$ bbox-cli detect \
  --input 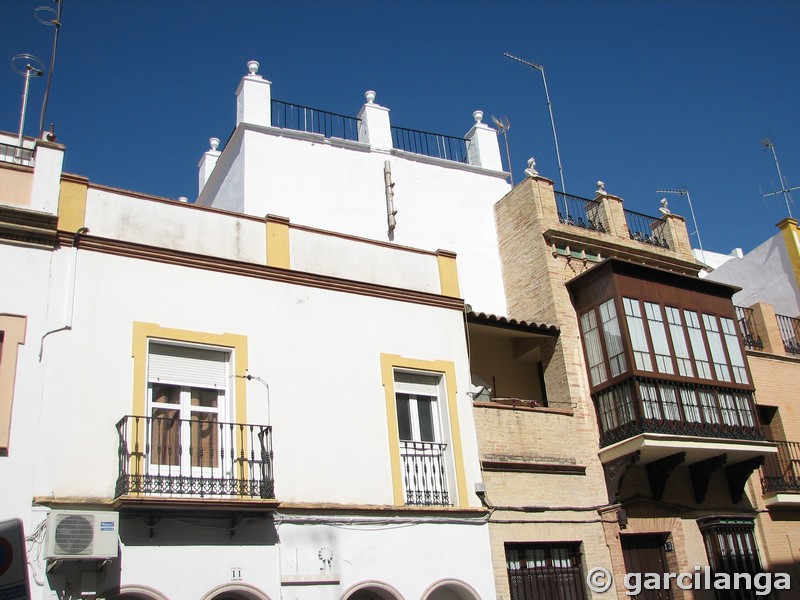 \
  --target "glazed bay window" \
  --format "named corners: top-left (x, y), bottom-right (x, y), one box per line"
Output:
top-left (579, 310), bottom-right (606, 386)
top-left (721, 317), bottom-right (749, 384)
top-left (685, 310), bottom-right (713, 379)
top-left (623, 298), bottom-right (653, 371)
top-left (578, 299), bottom-right (627, 387)
top-left (644, 302), bottom-right (674, 374)
top-left (666, 307), bottom-right (694, 377)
